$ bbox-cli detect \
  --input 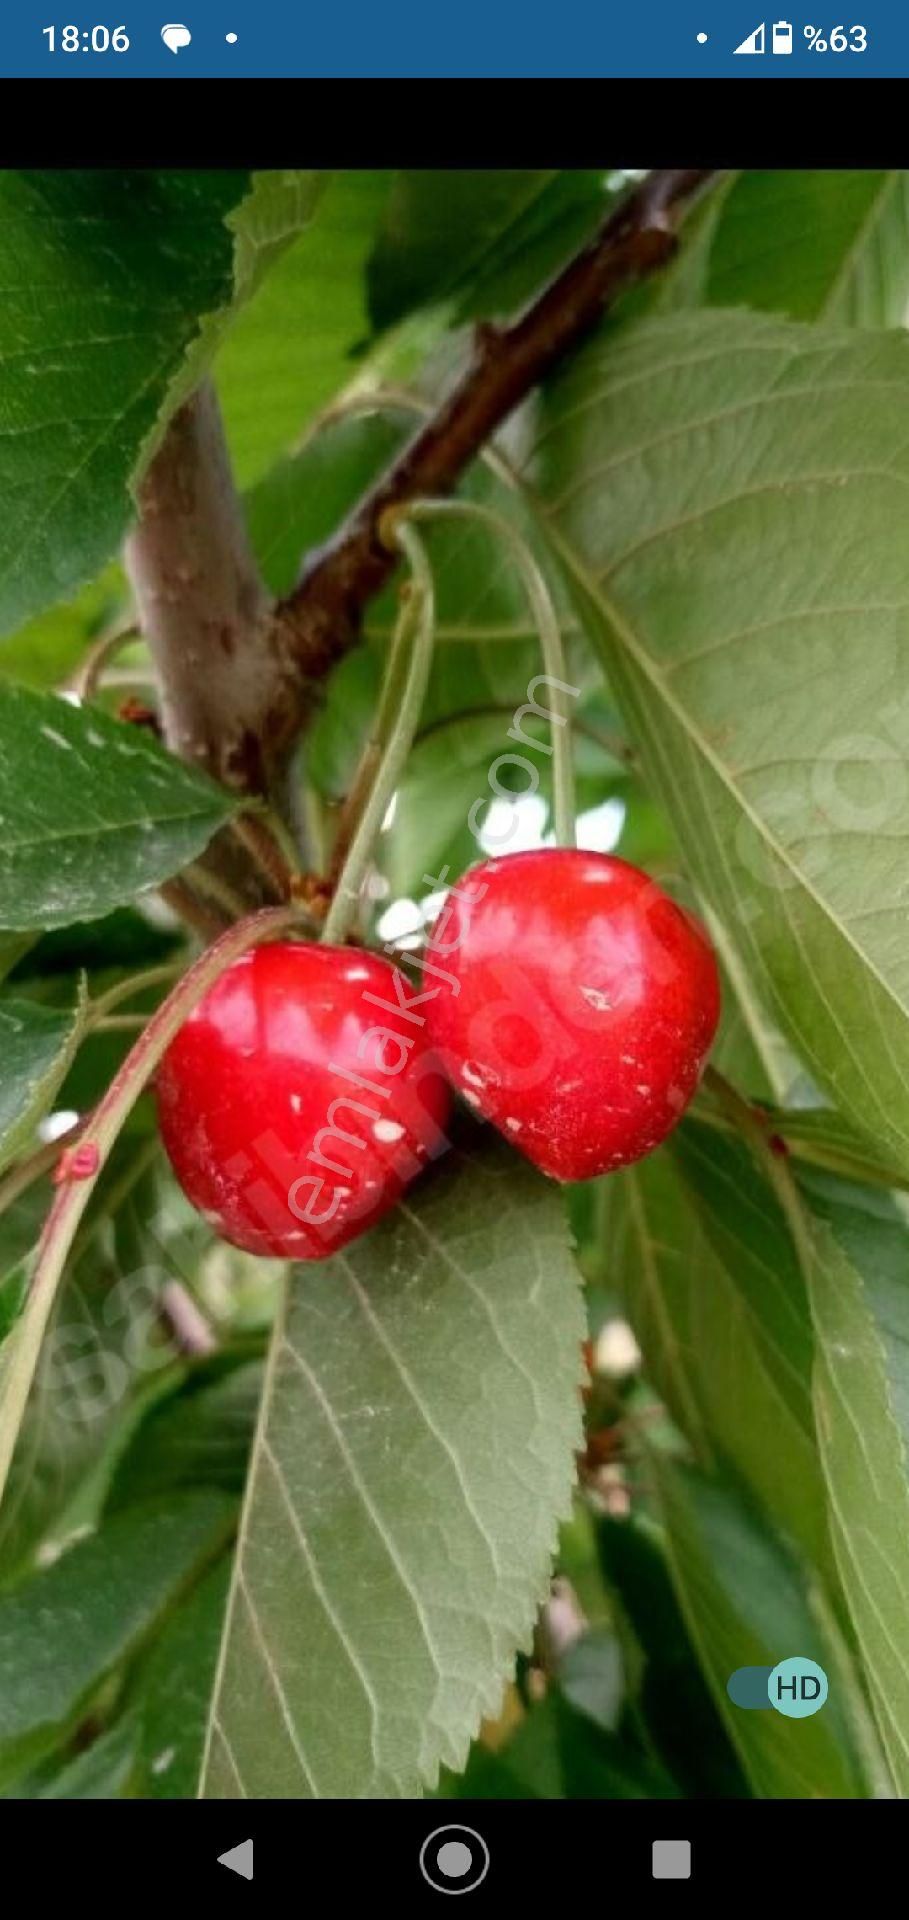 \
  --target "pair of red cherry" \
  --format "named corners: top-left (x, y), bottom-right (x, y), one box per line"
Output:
top-left (158, 849), bottom-right (721, 1260)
